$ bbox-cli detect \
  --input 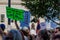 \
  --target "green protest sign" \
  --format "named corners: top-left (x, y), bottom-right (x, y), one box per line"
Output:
top-left (6, 7), bottom-right (24, 21)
